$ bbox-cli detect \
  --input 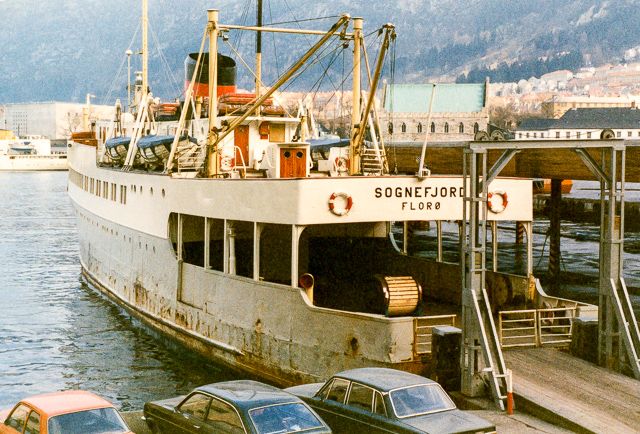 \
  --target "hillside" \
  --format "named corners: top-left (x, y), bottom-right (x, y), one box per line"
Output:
top-left (1, 0), bottom-right (639, 103)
